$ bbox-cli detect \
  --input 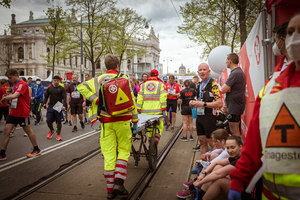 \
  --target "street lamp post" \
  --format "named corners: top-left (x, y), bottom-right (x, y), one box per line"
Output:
top-left (163, 57), bottom-right (172, 74)
top-left (80, 16), bottom-right (84, 82)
